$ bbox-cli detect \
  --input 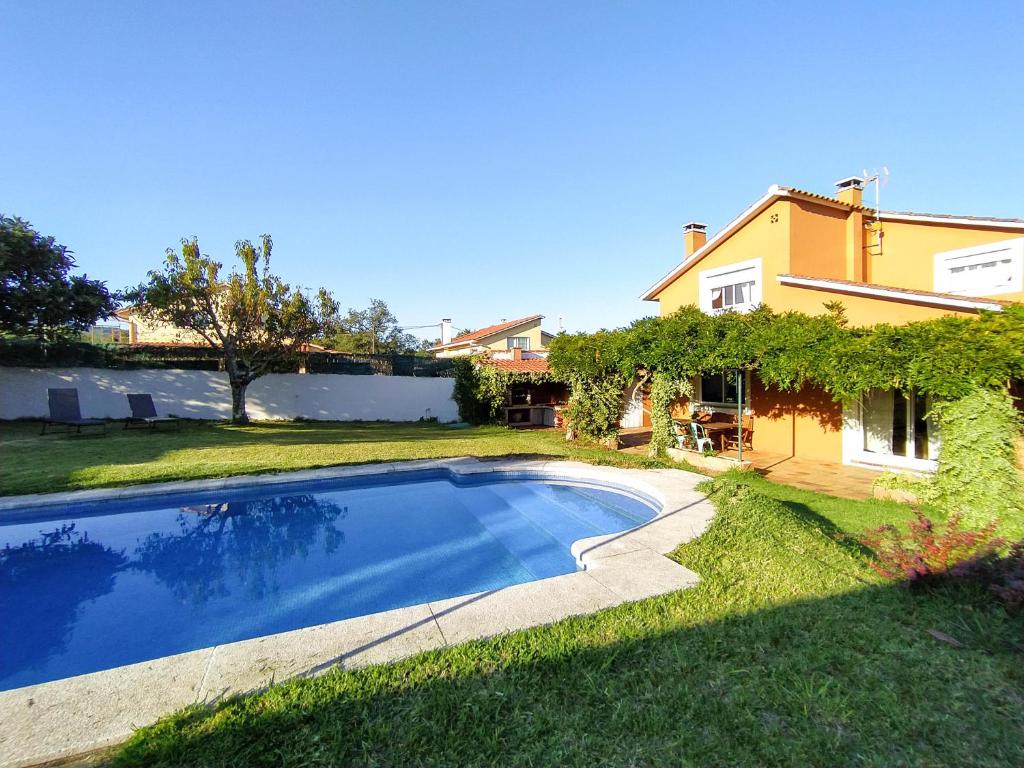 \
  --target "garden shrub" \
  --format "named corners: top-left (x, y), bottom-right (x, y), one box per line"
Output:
top-left (857, 509), bottom-right (1003, 587)
top-left (859, 511), bottom-right (1024, 609)
top-left (929, 387), bottom-right (1024, 528)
